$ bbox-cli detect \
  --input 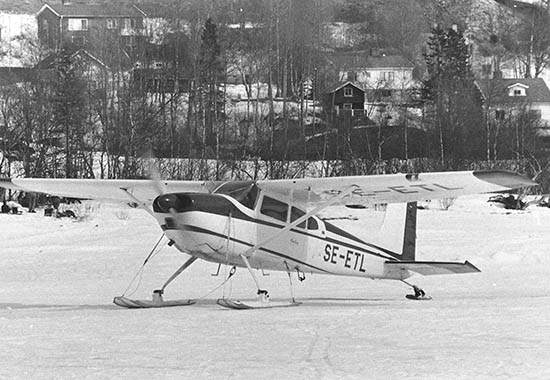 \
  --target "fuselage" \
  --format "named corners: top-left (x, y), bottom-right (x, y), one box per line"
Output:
top-left (152, 182), bottom-right (409, 280)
